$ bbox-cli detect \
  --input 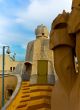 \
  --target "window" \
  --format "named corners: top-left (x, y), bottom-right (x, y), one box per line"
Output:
top-left (42, 33), bottom-right (44, 35)
top-left (13, 67), bottom-right (15, 70)
top-left (10, 67), bottom-right (12, 72)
